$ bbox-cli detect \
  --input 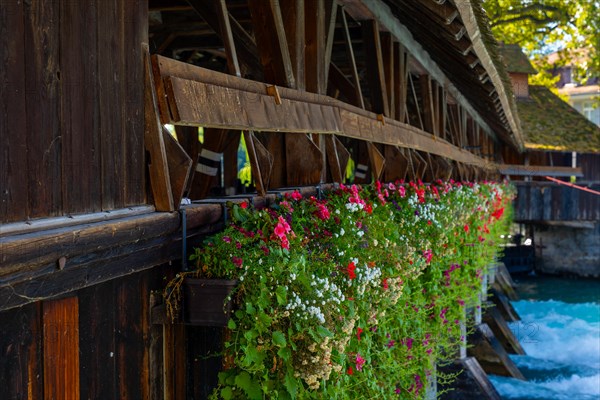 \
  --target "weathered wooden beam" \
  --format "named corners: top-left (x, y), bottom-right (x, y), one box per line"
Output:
top-left (215, 0), bottom-right (240, 76)
top-left (163, 128), bottom-right (193, 206)
top-left (394, 42), bottom-right (409, 123)
top-left (243, 131), bottom-right (273, 196)
top-left (186, 0), bottom-right (263, 79)
top-left (340, 6), bottom-right (365, 109)
top-left (419, 74), bottom-right (437, 135)
top-left (324, 135), bottom-right (350, 183)
top-left (345, 0), bottom-right (499, 142)
top-left (498, 165), bottom-right (583, 178)
top-left (323, 0), bottom-right (338, 89)
top-left (304, 0), bottom-right (326, 93)
top-left (381, 32), bottom-right (395, 120)
top-left (144, 48), bottom-right (174, 212)
top-left (248, 0), bottom-right (295, 88)
top-left (329, 62), bottom-right (362, 107)
top-left (158, 69), bottom-right (492, 169)
top-left (281, 0), bottom-right (306, 89)
top-left (362, 19), bottom-right (390, 116)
